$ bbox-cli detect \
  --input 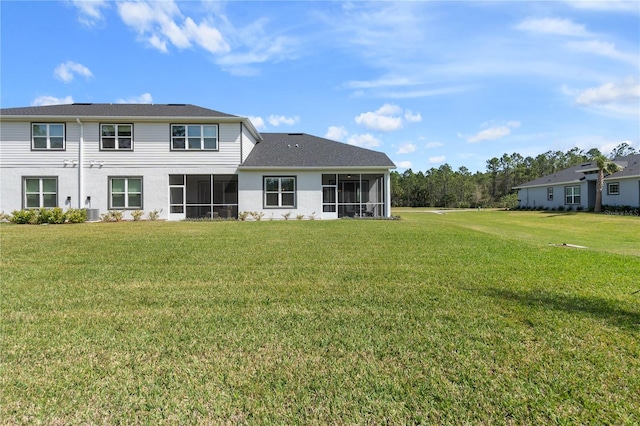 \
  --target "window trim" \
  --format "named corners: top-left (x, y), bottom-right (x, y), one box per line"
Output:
top-left (31, 123), bottom-right (66, 151)
top-left (263, 176), bottom-right (296, 208)
top-left (100, 123), bottom-right (134, 151)
top-left (564, 185), bottom-right (581, 205)
top-left (607, 182), bottom-right (620, 195)
top-left (547, 187), bottom-right (553, 201)
top-left (23, 176), bottom-right (58, 209)
top-left (170, 124), bottom-right (219, 151)
top-left (108, 176), bottom-right (143, 210)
